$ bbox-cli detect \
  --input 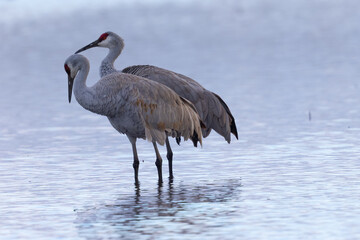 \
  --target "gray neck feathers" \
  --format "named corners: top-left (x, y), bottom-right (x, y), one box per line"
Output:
top-left (74, 60), bottom-right (108, 116)
top-left (100, 41), bottom-right (123, 78)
